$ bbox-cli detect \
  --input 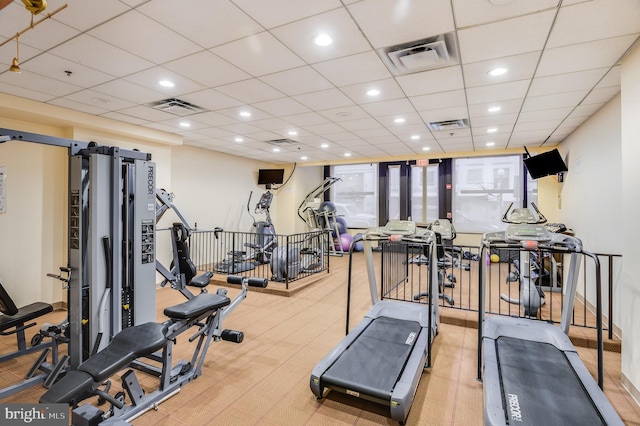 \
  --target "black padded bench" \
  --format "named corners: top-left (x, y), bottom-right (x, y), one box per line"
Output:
top-left (41, 293), bottom-right (230, 405)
